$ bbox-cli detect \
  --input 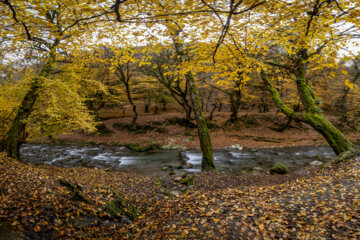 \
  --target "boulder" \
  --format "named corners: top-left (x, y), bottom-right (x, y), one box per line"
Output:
top-left (230, 144), bottom-right (243, 150)
top-left (309, 160), bottom-right (323, 166)
top-left (270, 163), bottom-right (289, 174)
top-left (174, 177), bottom-right (183, 182)
top-left (252, 167), bottom-right (263, 172)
